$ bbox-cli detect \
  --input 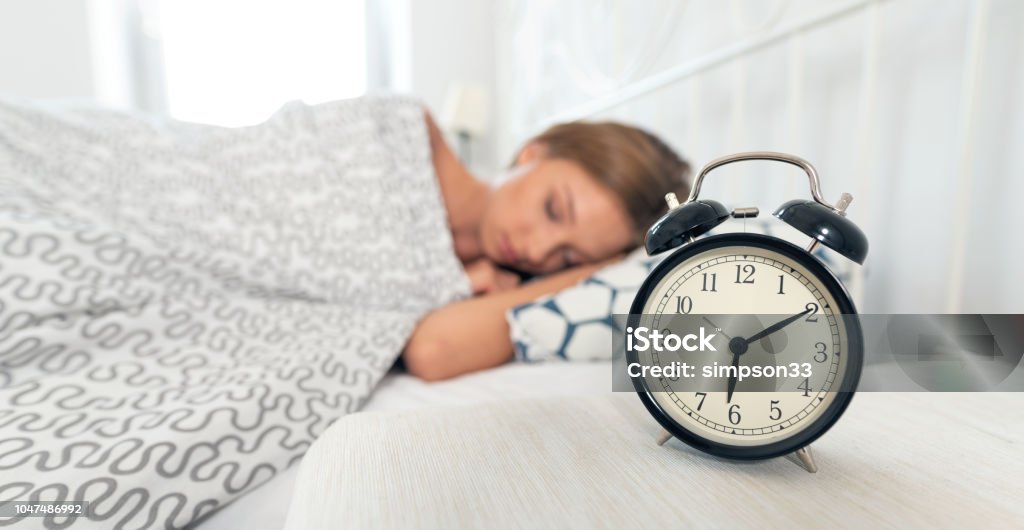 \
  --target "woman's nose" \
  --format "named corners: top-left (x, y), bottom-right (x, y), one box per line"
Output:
top-left (525, 231), bottom-right (562, 269)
